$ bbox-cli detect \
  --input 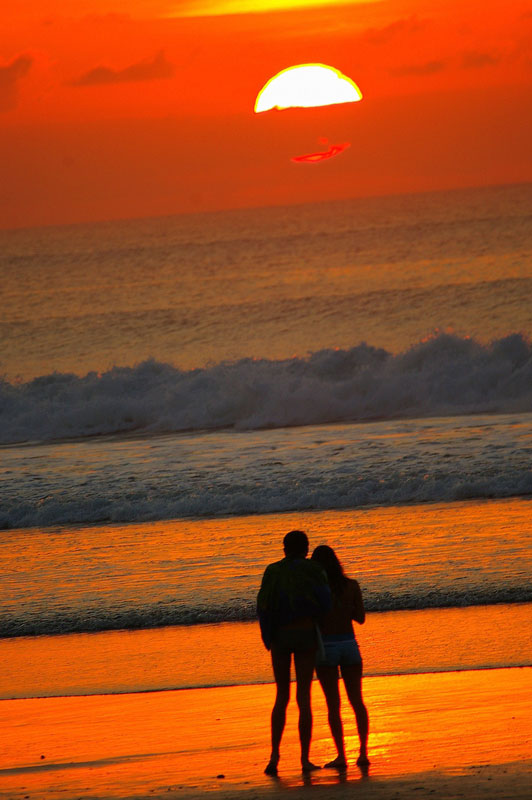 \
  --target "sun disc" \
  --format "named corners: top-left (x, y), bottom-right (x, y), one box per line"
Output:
top-left (254, 63), bottom-right (362, 113)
